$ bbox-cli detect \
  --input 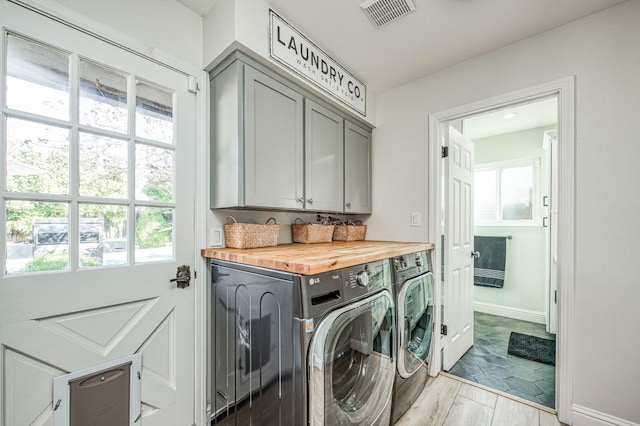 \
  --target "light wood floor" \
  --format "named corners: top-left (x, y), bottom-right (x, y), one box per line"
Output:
top-left (394, 373), bottom-right (564, 426)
